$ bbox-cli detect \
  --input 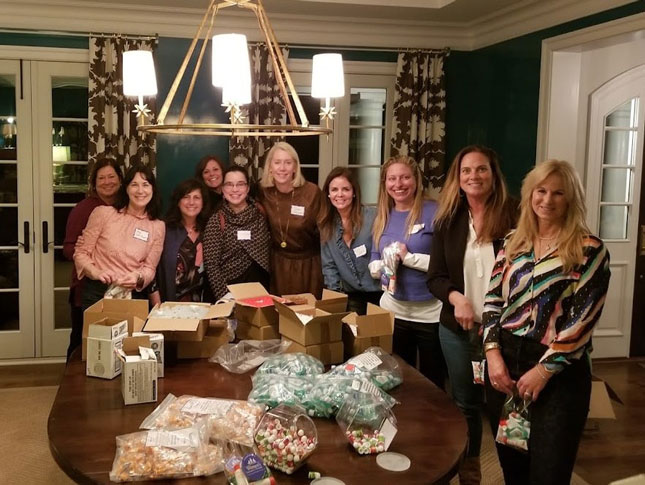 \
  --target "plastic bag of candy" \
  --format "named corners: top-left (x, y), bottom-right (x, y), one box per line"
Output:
top-left (328, 346), bottom-right (403, 391)
top-left (380, 241), bottom-right (401, 294)
top-left (336, 391), bottom-right (398, 455)
top-left (109, 419), bottom-right (223, 482)
top-left (256, 352), bottom-right (324, 377)
top-left (104, 284), bottom-right (132, 299)
top-left (140, 394), bottom-right (265, 447)
top-left (222, 440), bottom-right (274, 485)
top-left (254, 404), bottom-right (318, 474)
top-left (248, 374), bottom-right (314, 409)
top-left (209, 339), bottom-right (290, 373)
top-left (495, 394), bottom-right (531, 452)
